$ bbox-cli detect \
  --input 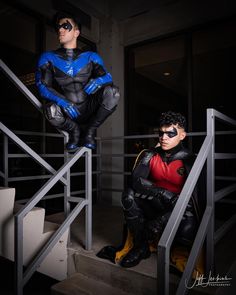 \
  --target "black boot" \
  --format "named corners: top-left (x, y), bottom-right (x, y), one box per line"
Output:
top-left (84, 106), bottom-right (114, 149)
top-left (61, 118), bottom-right (80, 153)
top-left (83, 127), bottom-right (97, 150)
top-left (120, 212), bottom-right (150, 268)
top-left (120, 242), bottom-right (151, 268)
